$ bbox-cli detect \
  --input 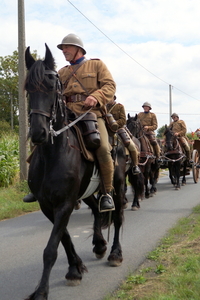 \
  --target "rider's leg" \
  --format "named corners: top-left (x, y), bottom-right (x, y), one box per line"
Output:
top-left (127, 140), bottom-right (141, 175)
top-left (96, 118), bottom-right (115, 212)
